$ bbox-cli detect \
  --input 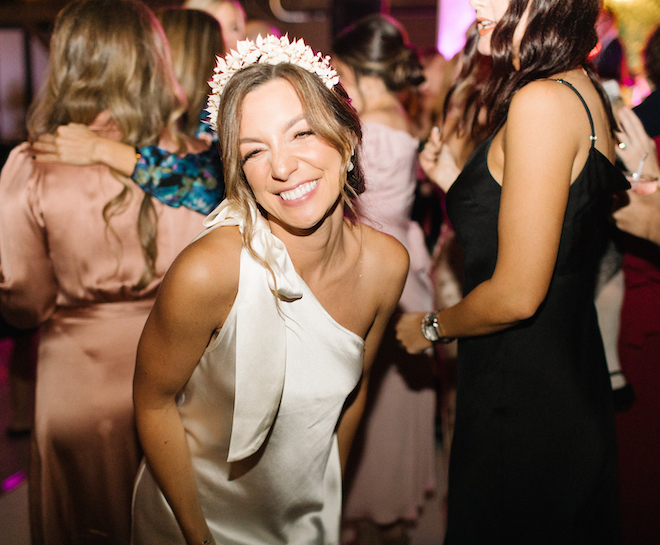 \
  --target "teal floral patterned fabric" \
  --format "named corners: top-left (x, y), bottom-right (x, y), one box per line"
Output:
top-left (132, 145), bottom-right (224, 215)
